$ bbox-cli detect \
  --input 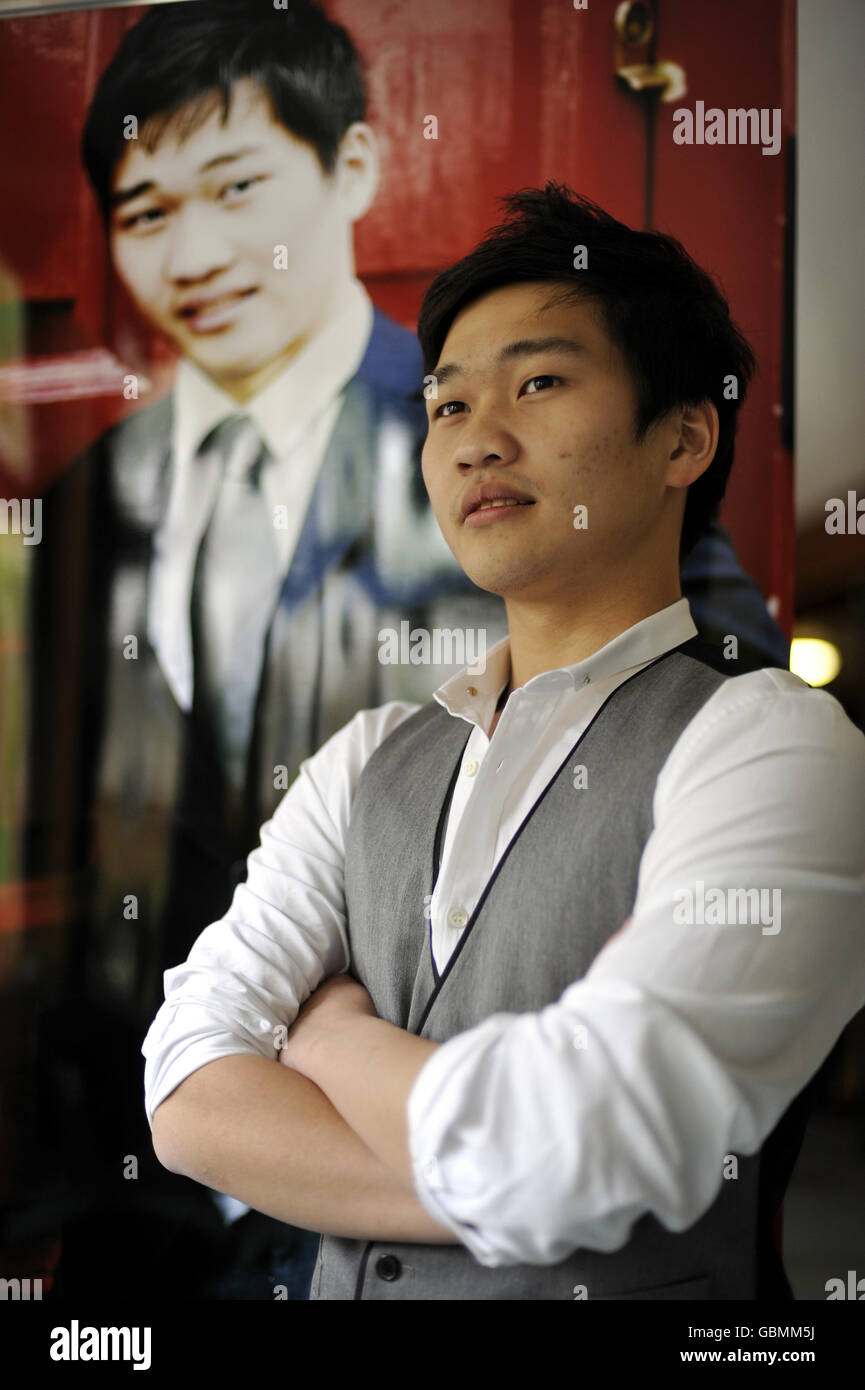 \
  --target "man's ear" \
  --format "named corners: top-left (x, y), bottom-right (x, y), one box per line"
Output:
top-left (334, 121), bottom-right (380, 223)
top-left (666, 399), bottom-right (718, 489)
